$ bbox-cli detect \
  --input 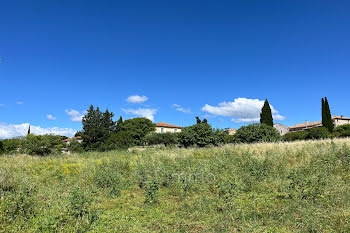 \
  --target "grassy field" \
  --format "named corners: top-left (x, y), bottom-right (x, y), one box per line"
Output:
top-left (1, 139), bottom-right (350, 232)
